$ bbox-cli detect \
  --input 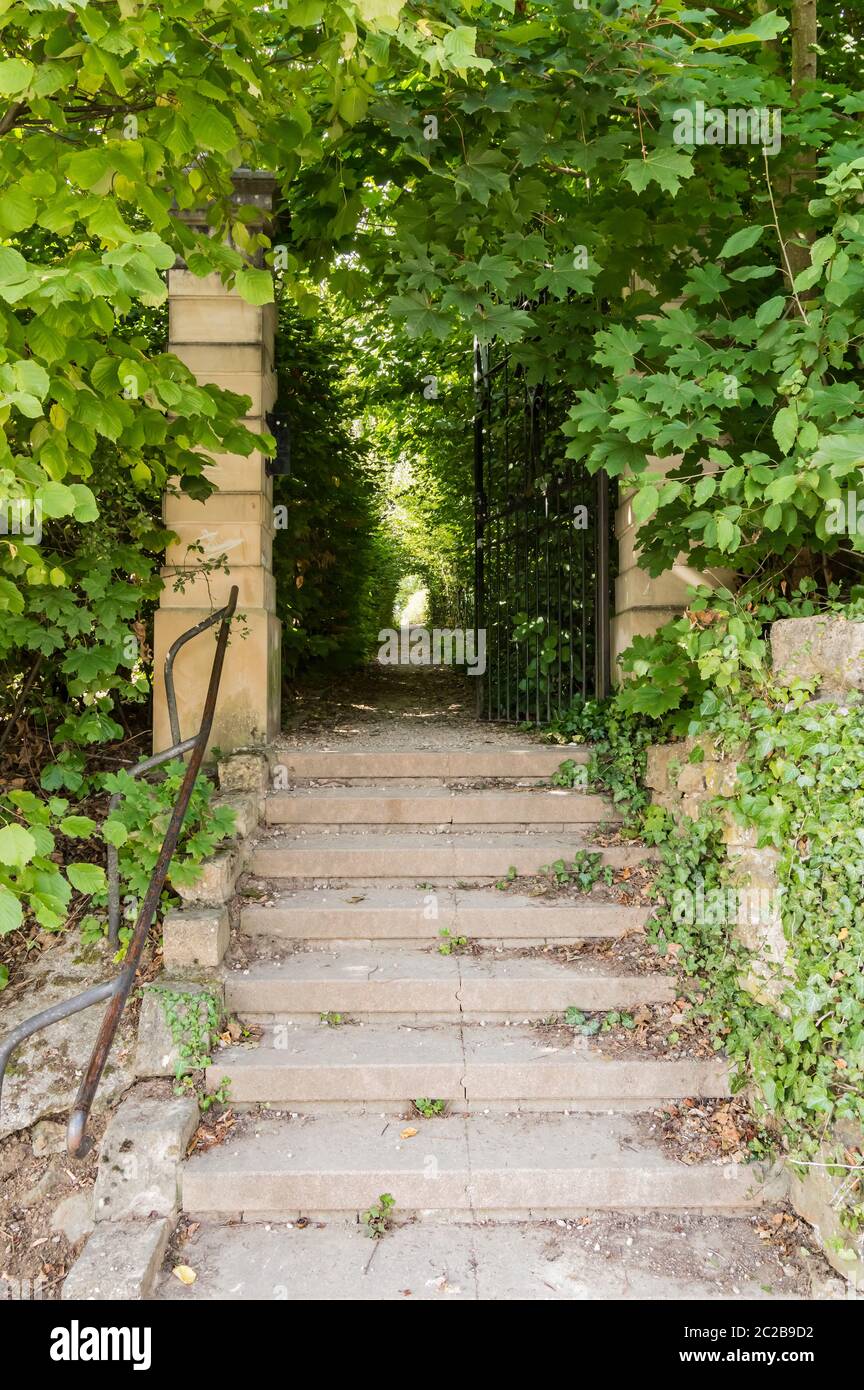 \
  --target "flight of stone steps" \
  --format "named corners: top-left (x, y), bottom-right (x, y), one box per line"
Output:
top-left (181, 743), bottom-right (771, 1225)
